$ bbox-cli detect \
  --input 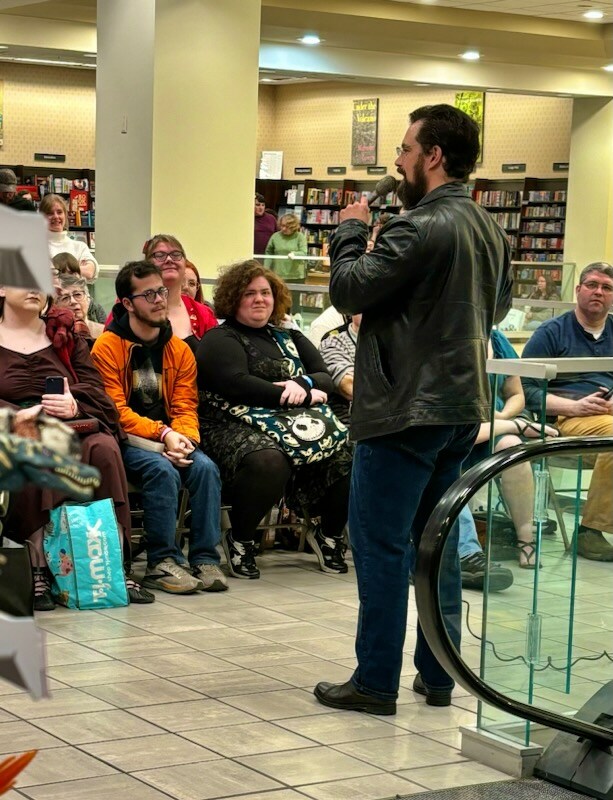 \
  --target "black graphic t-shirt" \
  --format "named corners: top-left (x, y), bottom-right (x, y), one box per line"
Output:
top-left (128, 344), bottom-right (168, 424)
